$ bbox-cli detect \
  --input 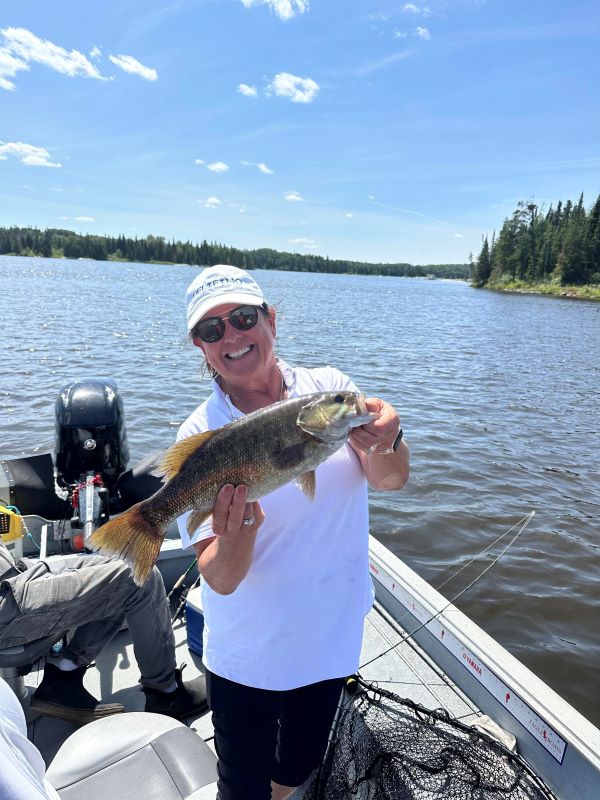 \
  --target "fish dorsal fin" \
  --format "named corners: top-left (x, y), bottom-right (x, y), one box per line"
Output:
top-left (187, 509), bottom-right (212, 536)
top-left (297, 470), bottom-right (316, 501)
top-left (154, 430), bottom-right (217, 481)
